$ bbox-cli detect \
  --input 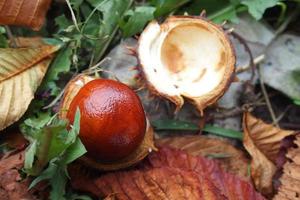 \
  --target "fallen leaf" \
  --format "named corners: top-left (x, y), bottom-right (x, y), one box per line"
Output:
top-left (0, 0), bottom-right (52, 30)
top-left (0, 151), bottom-right (24, 173)
top-left (0, 151), bottom-right (40, 199)
top-left (97, 167), bottom-right (223, 200)
top-left (243, 112), bottom-right (295, 195)
top-left (10, 37), bottom-right (49, 48)
top-left (273, 135), bottom-right (300, 200)
top-left (0, 128), bottom-right (27, 150)
top-left (260, 34), bottom-right (300, 100)
top-left (244, 112), bottom-right (295, 163)
top-left (157, 135), bottom-right (250, 180)
top-left (0, 44), bottom-right (59, 131)
top-left (70, 147), bottom-right (265, 200)
top-left (144, 147), bottom-right (264, 200)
